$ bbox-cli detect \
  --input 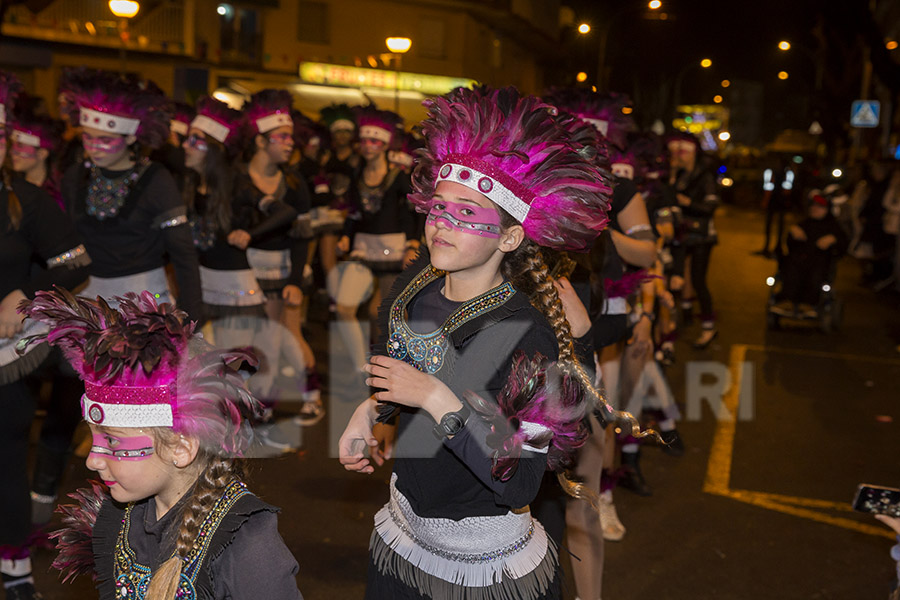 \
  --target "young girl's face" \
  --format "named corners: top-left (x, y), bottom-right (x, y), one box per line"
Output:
top-left (82, 126), bottom-right (133, 168)
top-left (182, 127), bottom-right (209, 172)
top-left (260, 125), bottom-right (294, 165)
top-left (85, 424), bottom-right (176, 504)
top-left (425, 181), bottom-right (507, 273)
top-left (10, 139), bottom-right (43, 174)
